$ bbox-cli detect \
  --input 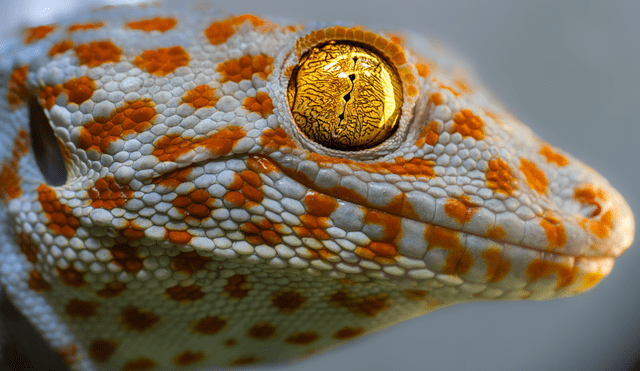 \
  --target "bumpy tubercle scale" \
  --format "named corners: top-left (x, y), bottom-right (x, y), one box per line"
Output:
top-left (0, 4), bottom-right (634, 371)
